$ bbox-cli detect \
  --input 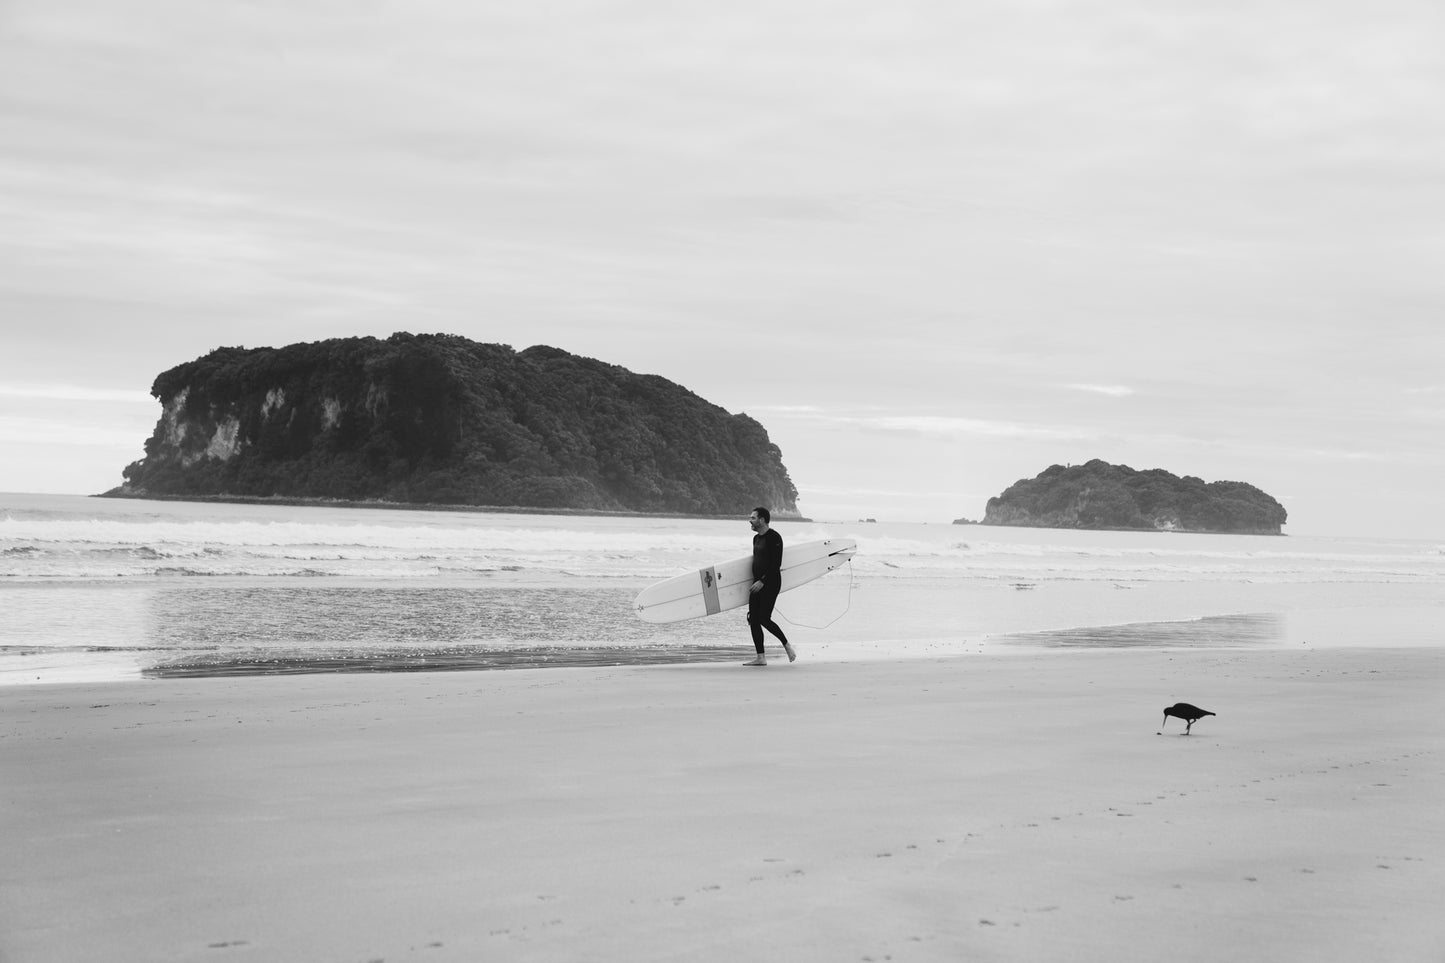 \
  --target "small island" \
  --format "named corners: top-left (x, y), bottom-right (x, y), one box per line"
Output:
top-left (106, 333), bottom-right (799, 517)
top-left (969, 460), bottom-right (1286, 534)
